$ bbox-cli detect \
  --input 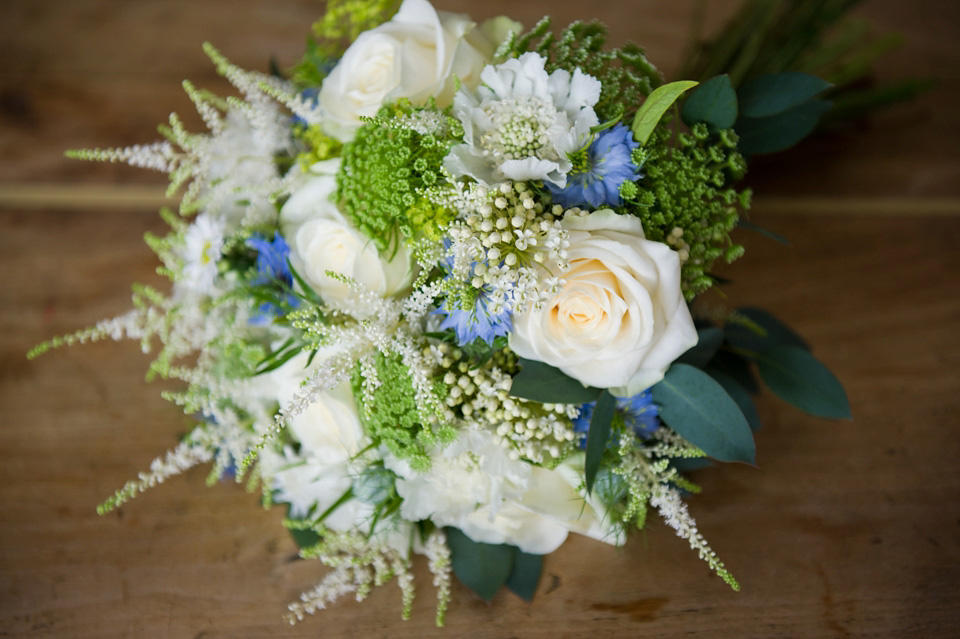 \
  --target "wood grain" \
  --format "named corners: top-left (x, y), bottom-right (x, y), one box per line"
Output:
top-left (1, 1), bottom-right (959, 637)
